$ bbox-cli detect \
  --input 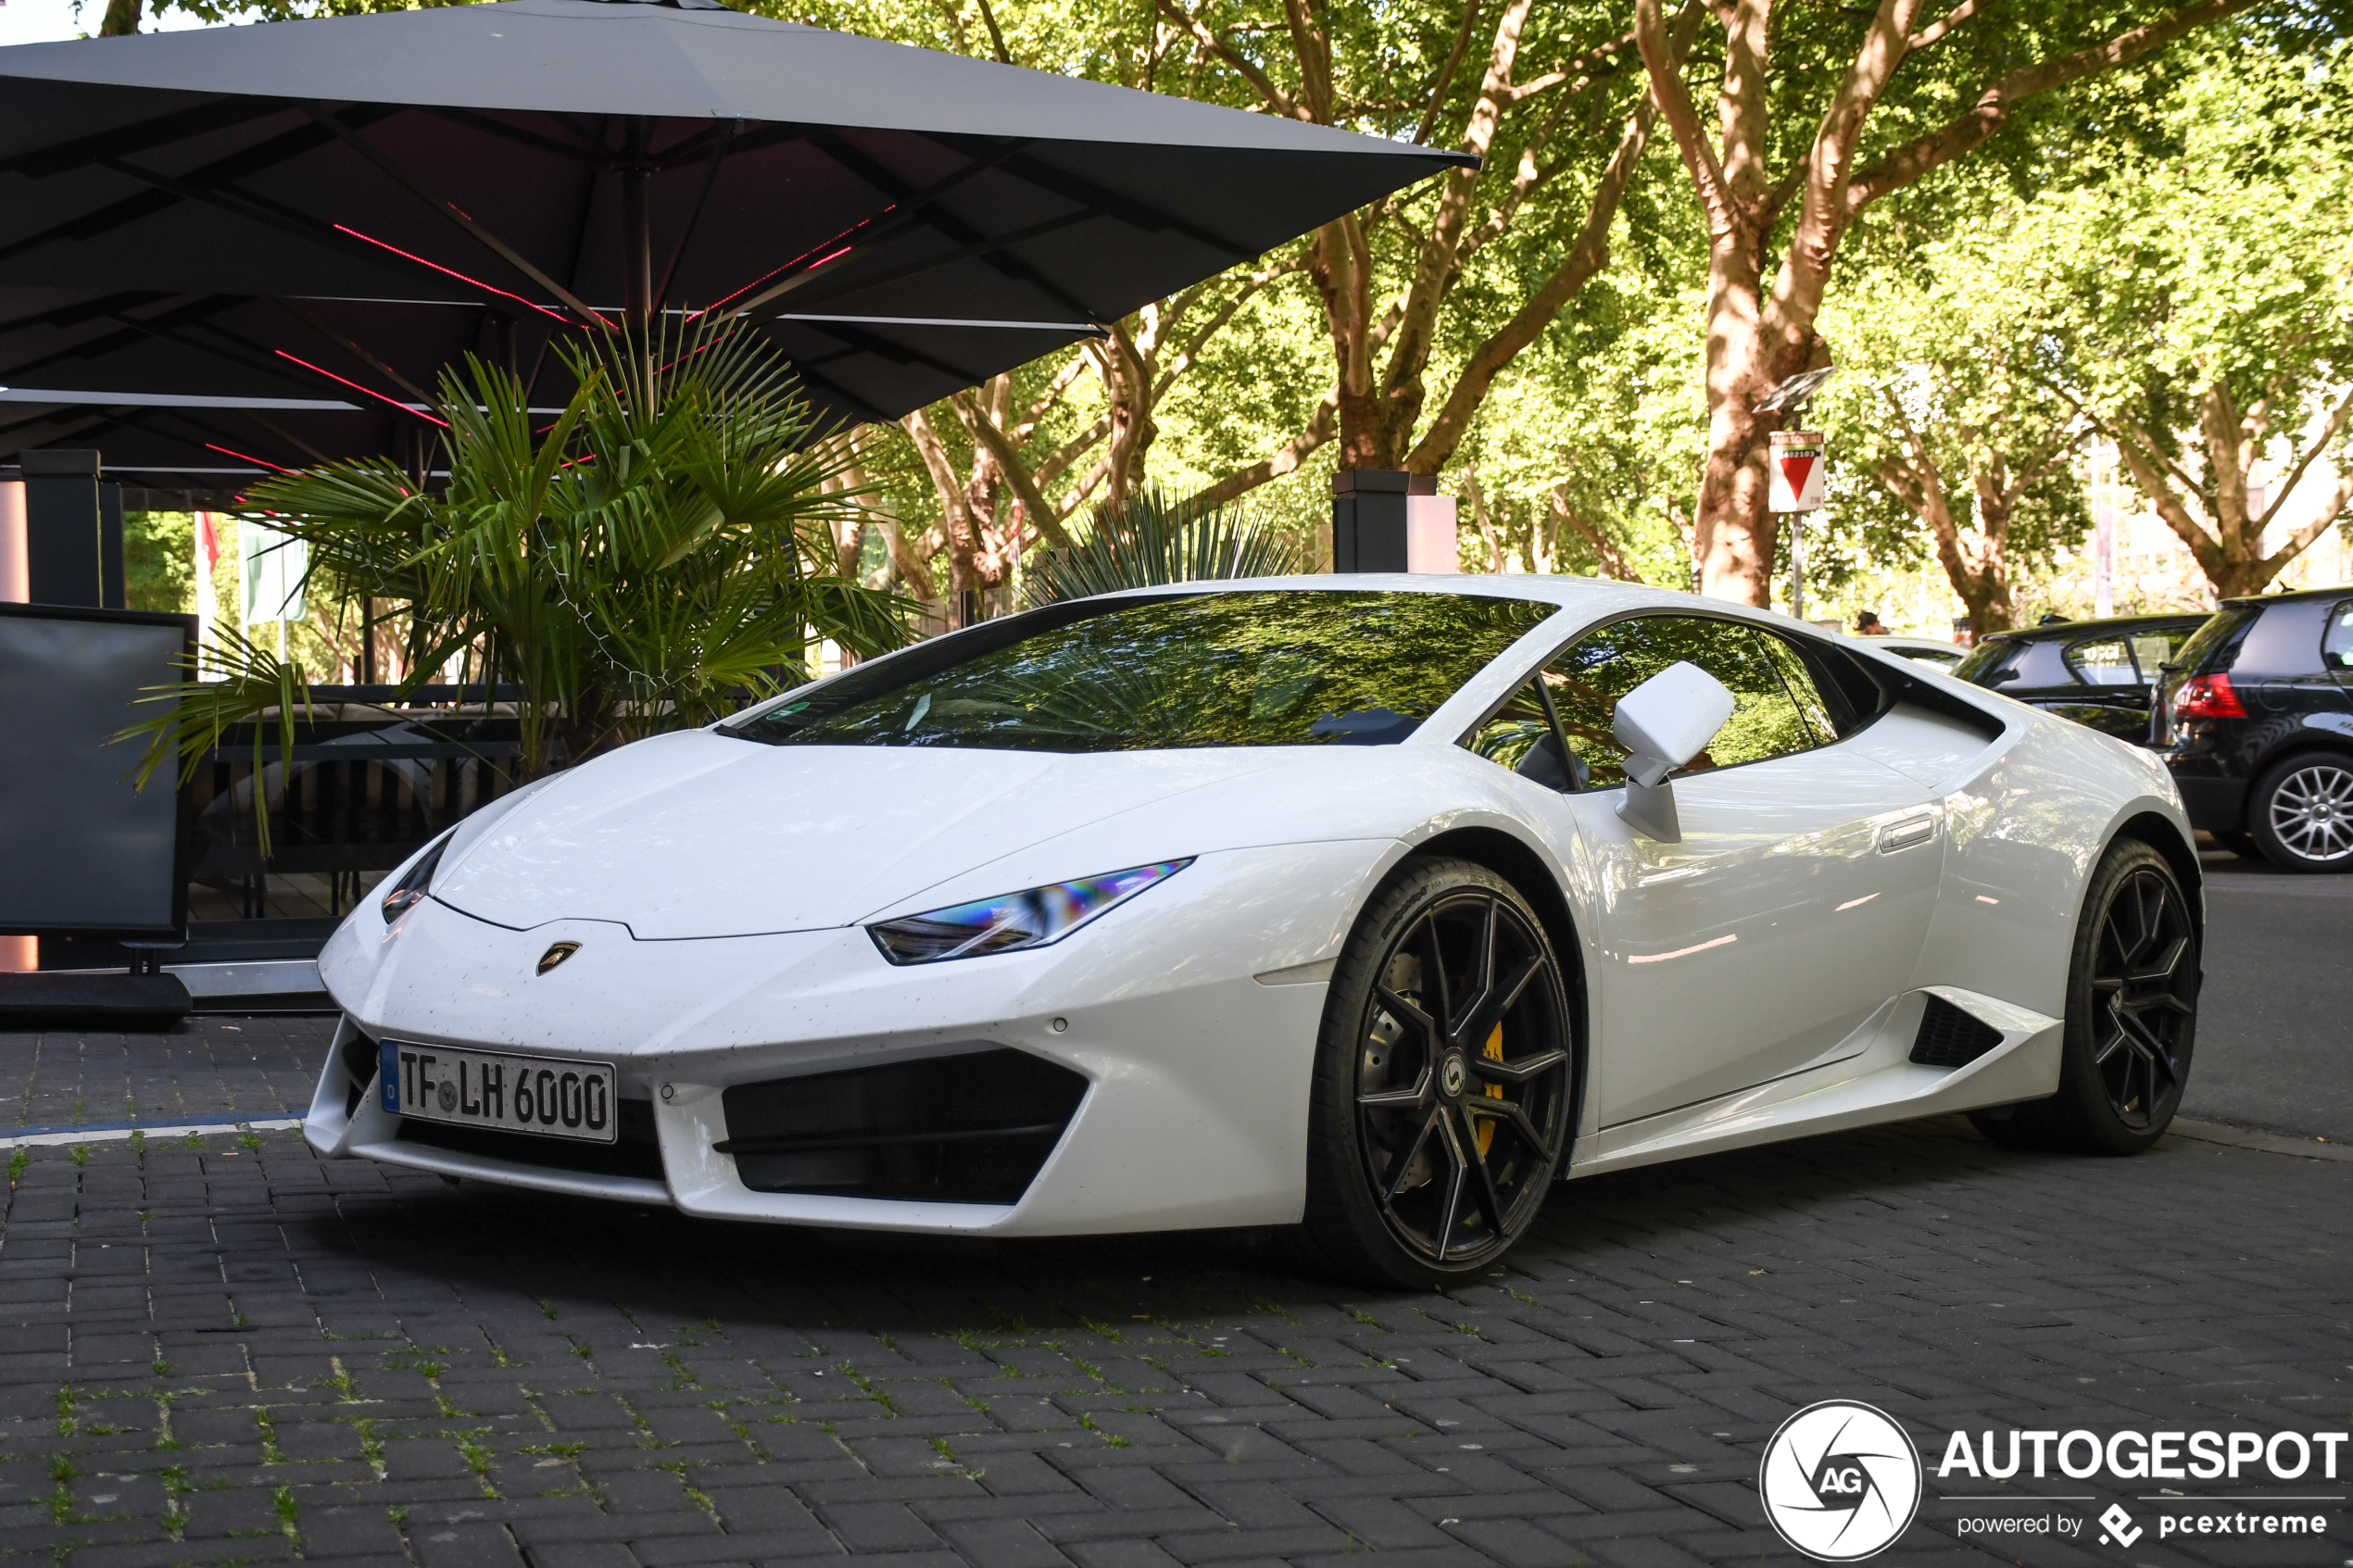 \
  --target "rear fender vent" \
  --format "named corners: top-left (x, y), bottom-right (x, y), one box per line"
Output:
top-left (1909, 995), bottom-right (2003, 1069)
top-left (717, 1047), bottom-right (1089, 1205)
